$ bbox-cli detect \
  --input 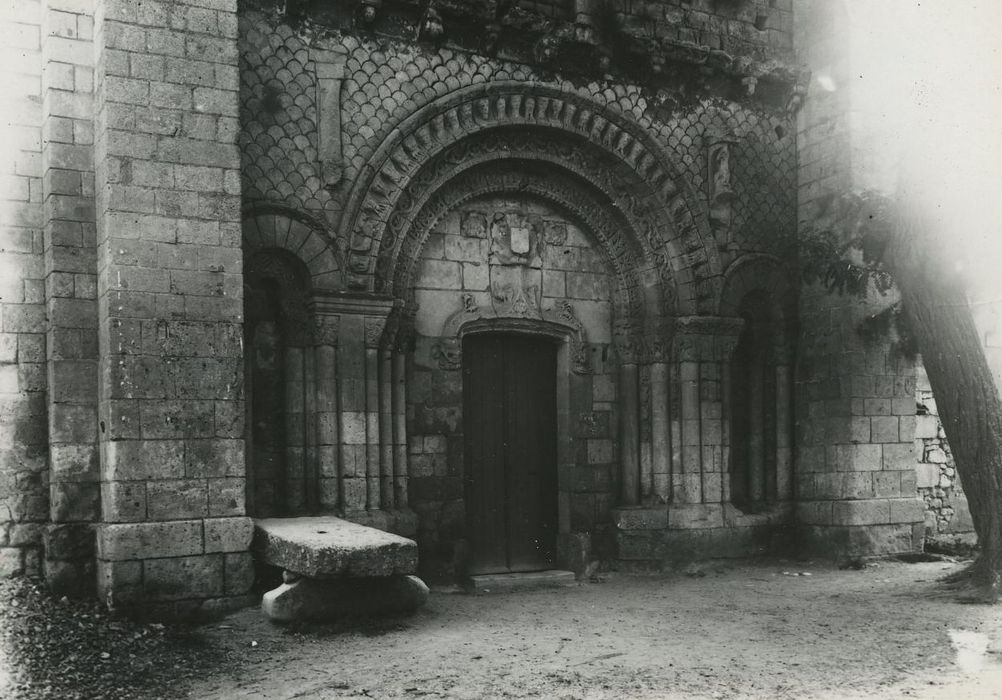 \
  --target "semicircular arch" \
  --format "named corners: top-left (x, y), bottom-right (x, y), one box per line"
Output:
top-left (340, 83), bottom-right (719, 314)
top-left (241, 206), bottom-right (344, 292)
